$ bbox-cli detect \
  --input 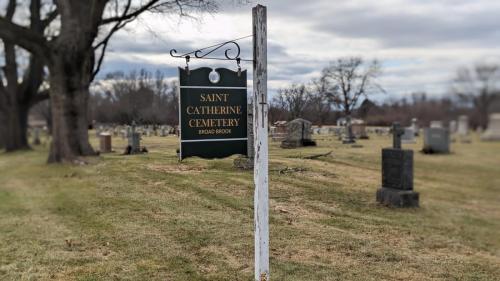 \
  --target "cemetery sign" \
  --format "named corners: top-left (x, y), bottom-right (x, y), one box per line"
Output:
top-left (179, 67), bottom-right (248, 159)
top-left (171, 6), bottom-right (269, 279)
